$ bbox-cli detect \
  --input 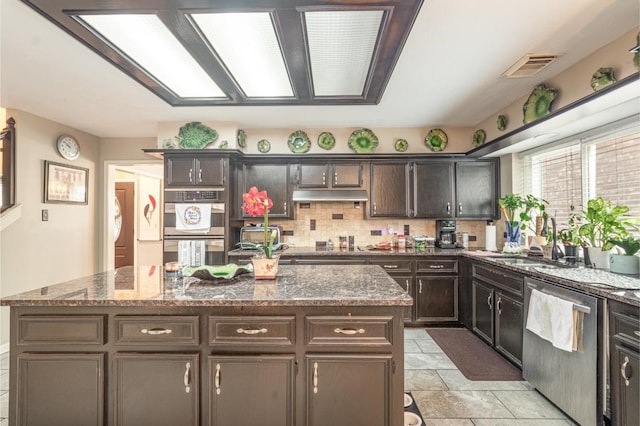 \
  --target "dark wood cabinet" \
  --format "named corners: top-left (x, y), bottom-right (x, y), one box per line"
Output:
top-left (297, 162), bottom-right (363, 188)
top-left (370, 163), bottom-right (410, 217)
top-left (208, 355), bottom-right (295, 426)
top-left (470, 262), bottom-right (524, 366)
top-left (455, 161), bottom-right (497, 219)
top-left (306, 354), bottom-right (392, 425)
top-left (114, 353), bottom-right (199, 426)
top-left (415, 258), bottom-right (459, 323)
top-left (166, 156), bottom-right (225, 187)
top-left (242, 163), bottom-right (291, 218)
top-left (413, 162), bottom-right (454, 218)
top-left (16, 353), bottom-right (104, 426)
top-left (609, 300), bottom-right (640, 426)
